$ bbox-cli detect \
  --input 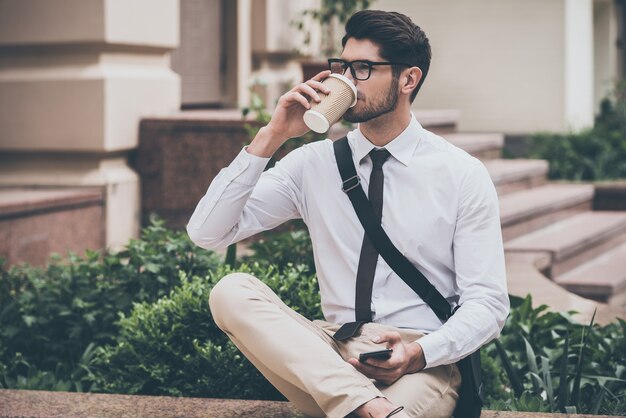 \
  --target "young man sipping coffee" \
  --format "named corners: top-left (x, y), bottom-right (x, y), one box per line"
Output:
top-left (188, 10), bottom-right (509, 418)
